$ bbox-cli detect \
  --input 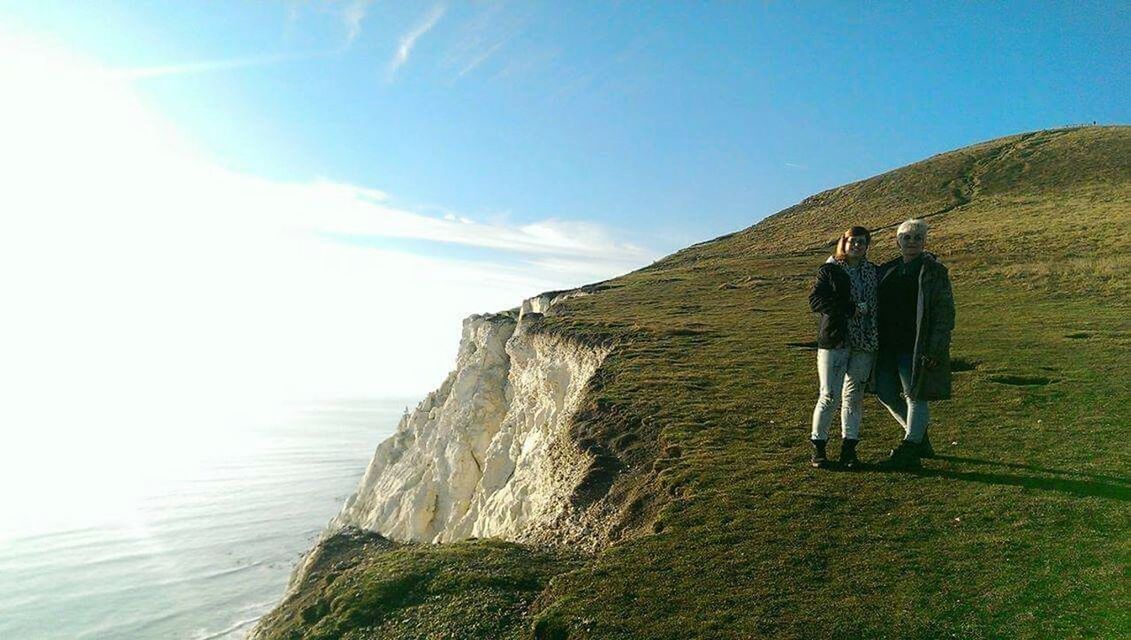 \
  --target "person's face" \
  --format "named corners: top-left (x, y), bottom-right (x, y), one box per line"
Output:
top-left (897, 230), bottom-right (926, 258)
top-left (845, 235), bottom-right (869, 259)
